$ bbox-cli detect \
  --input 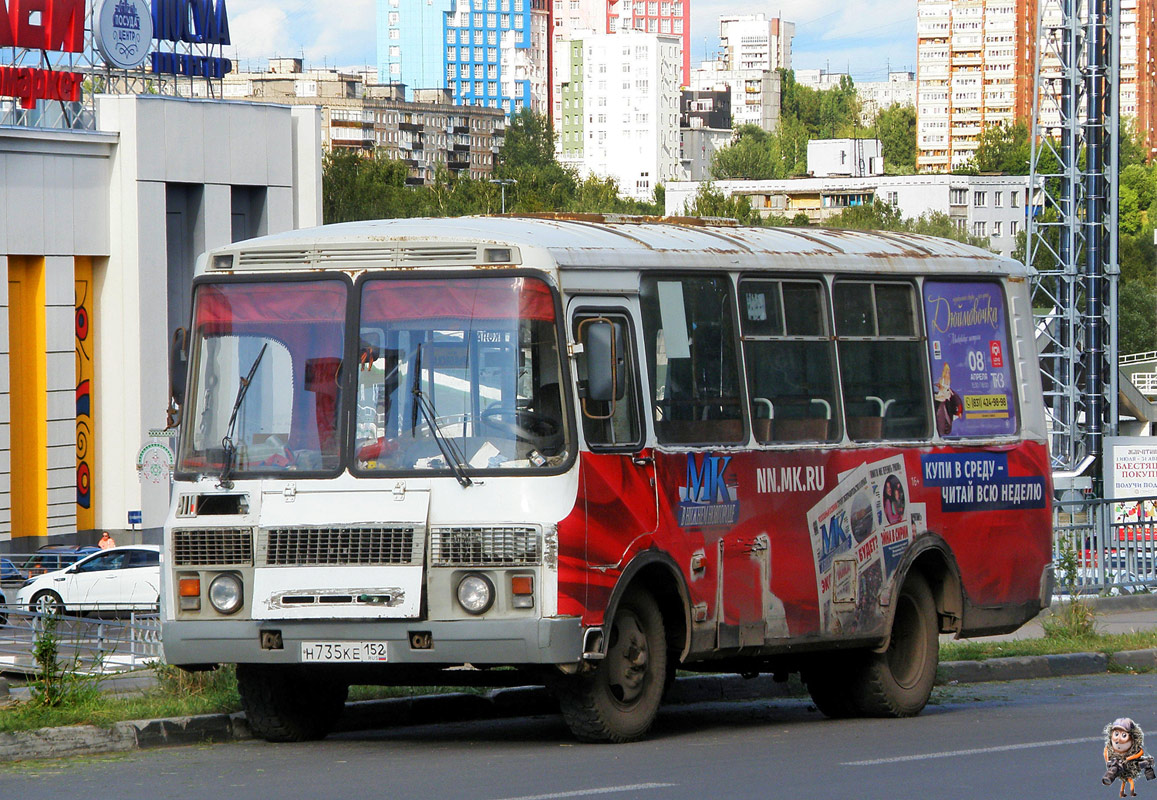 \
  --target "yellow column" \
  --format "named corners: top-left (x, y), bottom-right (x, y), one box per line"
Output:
top-left (75, 257), bottom-right (95, 531)
top-left (8, 256), bottom-right (47, 539)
